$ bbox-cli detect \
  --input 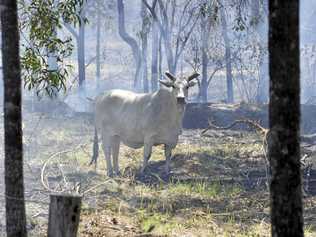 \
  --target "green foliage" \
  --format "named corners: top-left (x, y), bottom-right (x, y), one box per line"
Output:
top-left (19, 0), bottom-right (86, 97)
